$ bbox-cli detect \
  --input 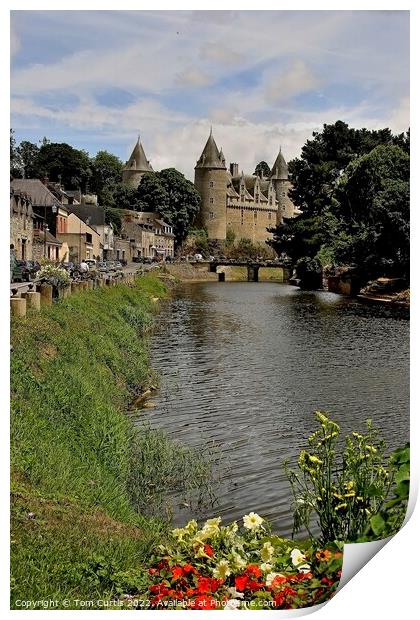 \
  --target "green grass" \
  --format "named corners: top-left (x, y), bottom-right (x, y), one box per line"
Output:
top-left (10, 275), bottom-right (212, 608)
